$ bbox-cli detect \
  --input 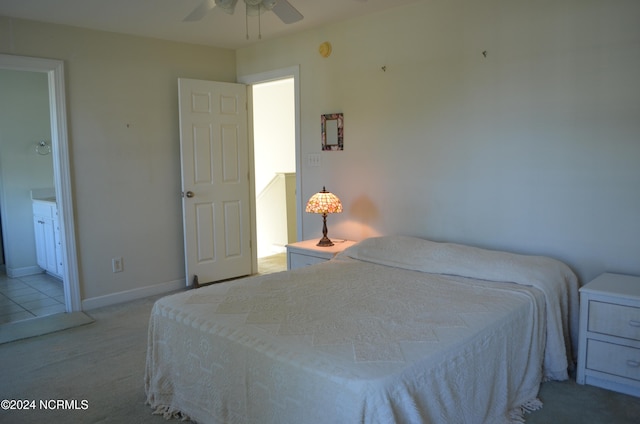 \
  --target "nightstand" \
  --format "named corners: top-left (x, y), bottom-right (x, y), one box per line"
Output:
top-left (286, 239), bottom-right (357, 270)
top-left (576, 273), bottom-right (640, 397)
